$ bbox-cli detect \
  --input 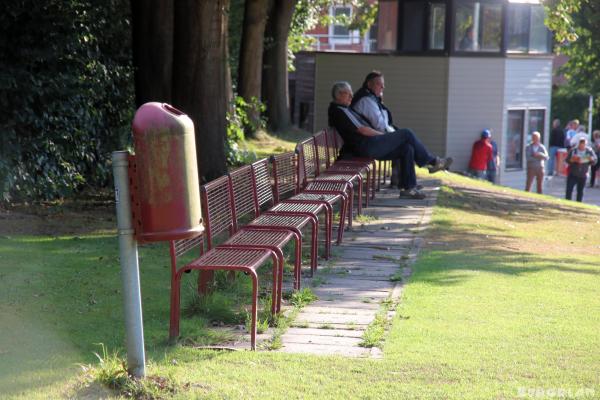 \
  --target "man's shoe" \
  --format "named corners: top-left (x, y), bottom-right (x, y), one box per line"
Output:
top-left (399, 188), bottom-right (426, 199)
top-left (428, 157), bottom-right (453, 173)
top-left (399, 184), bottom-right (423, 190)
